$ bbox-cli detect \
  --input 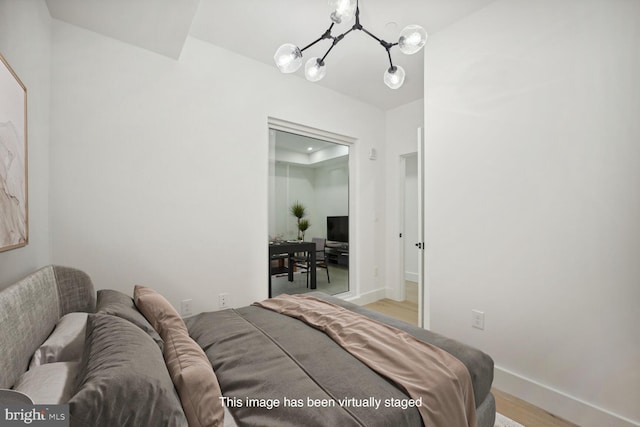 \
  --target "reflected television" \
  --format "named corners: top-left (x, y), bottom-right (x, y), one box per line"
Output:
top-left (327, 216), bottom-right (348, 244)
